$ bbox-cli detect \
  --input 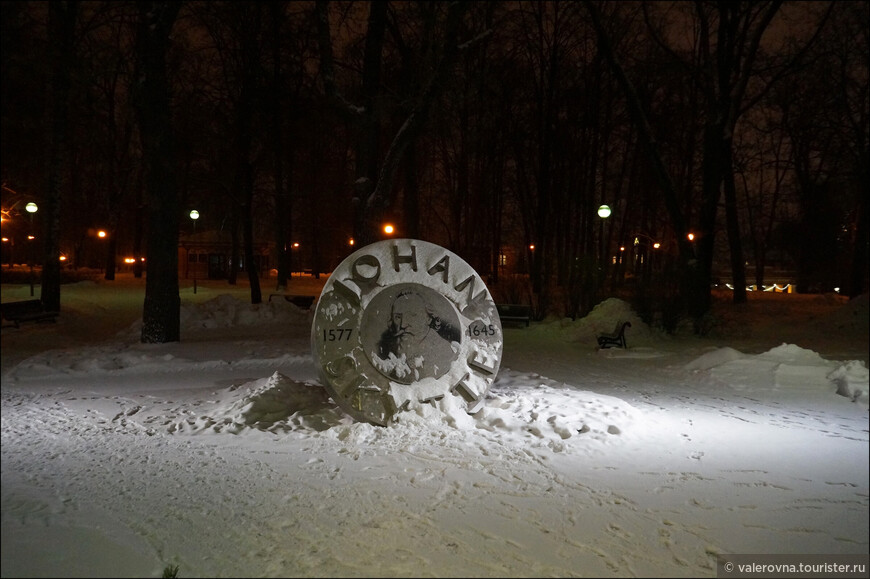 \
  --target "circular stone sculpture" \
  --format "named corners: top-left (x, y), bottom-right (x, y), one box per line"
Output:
top-left (311, 239), bottom-right (503, 426)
